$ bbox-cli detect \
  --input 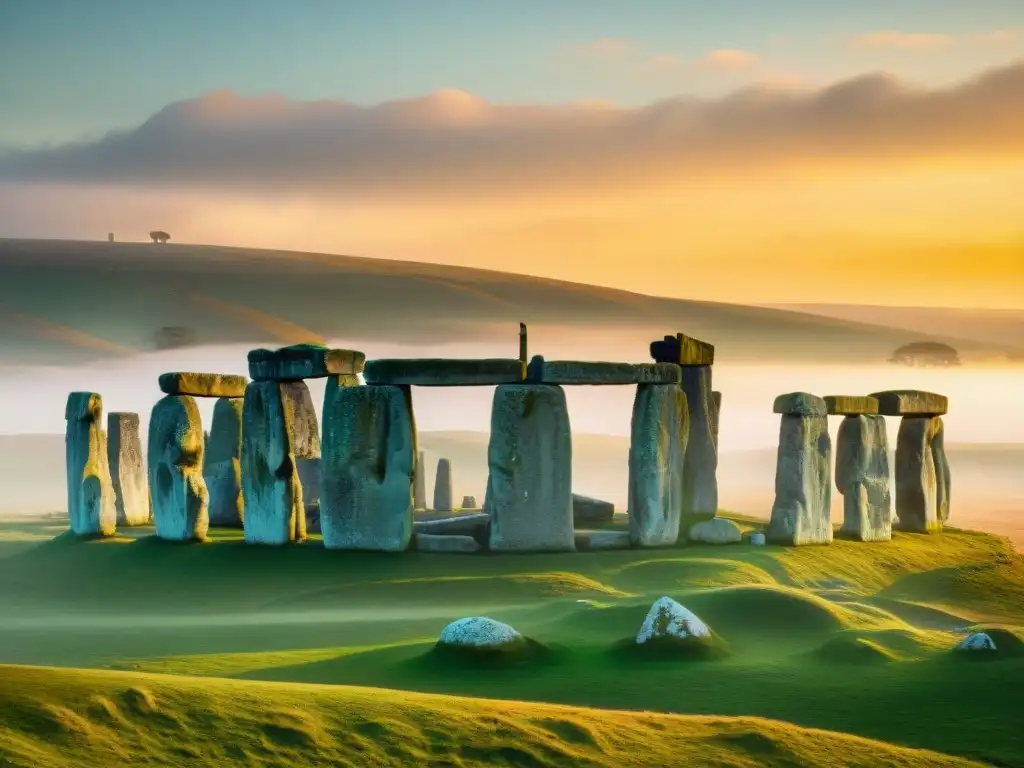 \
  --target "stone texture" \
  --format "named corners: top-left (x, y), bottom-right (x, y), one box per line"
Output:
top-left (895, 416), bottom-right (944, 533)
top-left (933, 418), bottom-right (951, 523)
top-left (526, 356), bottom-right (681, 385)
top-left (650, 333), bottom-right (715, 366)
top-left (835, 414), bottom-right (892, 541)
top-left (486, 384), bottom-right (574, 552)
top-left (240, 381), bottom-right (312, 545)
top-left (628, 383), bottom-right (688, 547)
top-left (415, 533), bottom-right (481, 553)
top-left (65, 392), bottom-right (117, 537)
top-left (689, 517), bottom-right (743, 544)
top-left (320, 381), bottom-right (414, 551)
top-left (870, 390), bottom-right (948, 416)
top-left (572, 493), bottom-right (615, 526)
top-left (957, 632), bottom-right (997, 651)
top-left (679, 367), bottom-right (717, 526)
top-left (773, 392), bottom-right (828, 416)
top-left (461, 495), bottom-right (478, 508)
top-left (438, 617), bottom-right (522, 648)
top-left (148, 395), bottom-right (208, 541)
top-left (363, 358), bottom-right (523, 386)
top-left (575, 530), bottom-right (632, 551)
top-left (413, 450), bottom-right (427, 509)
top-left (433, 458), bottom-right (453, 512)
top-left (767, 409), bottom-right (833, 545)
top-left (824, 395), bottom-right (880, 416)
top-left (248, 344), bottom-right (365, 381)
top-left (203, 397), bottom-right (244, 527)
top-left (413, 513), bottom-right (490, 542)
top-left (158, 372), bottom-right (247, 398)
top-left (749, 532), bottom-right (766, 546)
top-left (710, 391), bottom-right (722, 450)
top-left (106, 412), bottom-right (150, 526)
top-left (636, 597), bottom-right (711, 644)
